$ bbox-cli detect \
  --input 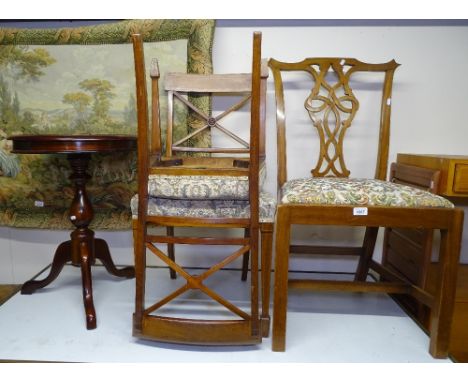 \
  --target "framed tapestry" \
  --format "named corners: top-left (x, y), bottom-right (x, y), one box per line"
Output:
top-left (0, 19), bottom-right (215, 229)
